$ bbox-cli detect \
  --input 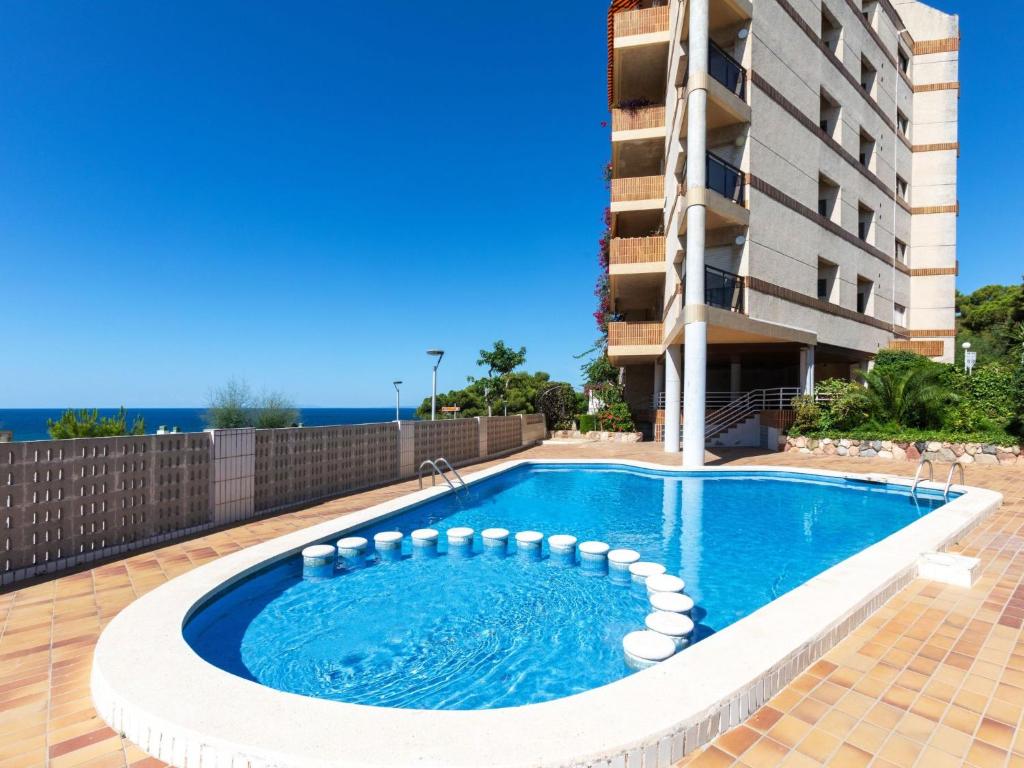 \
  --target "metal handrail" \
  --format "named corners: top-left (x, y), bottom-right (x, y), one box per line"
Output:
top-left (704, 387), bottom-right (802, 439)
top-left (418, 460), bottom-right (457, 492)
top-left (434, 457), bottom-right (466, 489)
top-left (911, 458), bottom-right (934, 496)
top-left (943, 463), bottom-right (964, 501)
